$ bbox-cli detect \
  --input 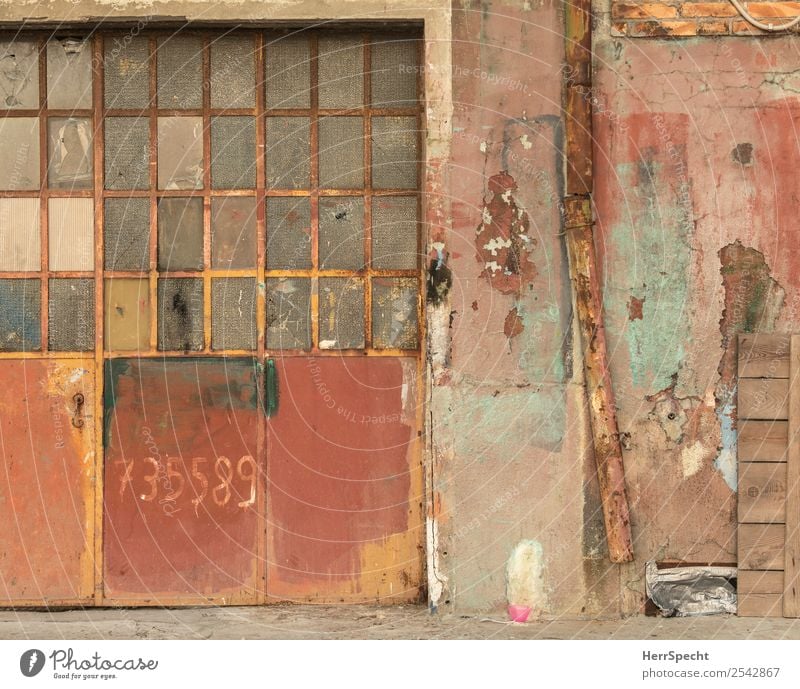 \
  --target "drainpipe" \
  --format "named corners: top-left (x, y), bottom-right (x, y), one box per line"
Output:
top-left (563, 0), bottom-right (634, 563)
